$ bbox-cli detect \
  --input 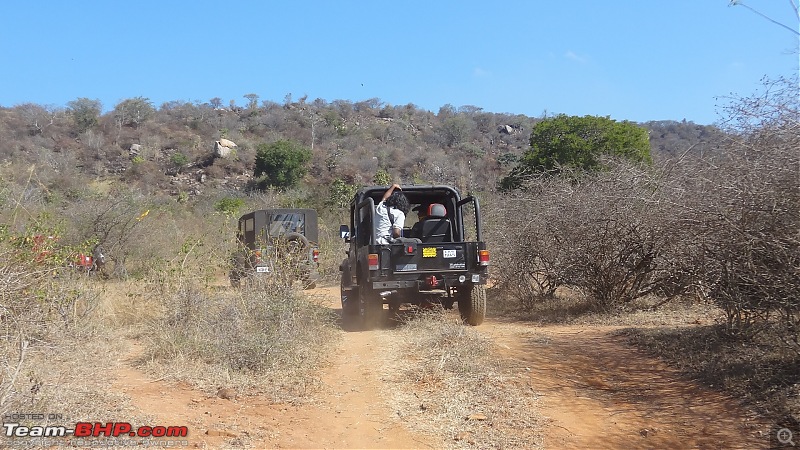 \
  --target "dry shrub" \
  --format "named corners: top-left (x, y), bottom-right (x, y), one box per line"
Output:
top-left (488, 76), bottom-right (798, 338)
top-left (489, 284), bottom-right (719, 327)
top-left (670, 145), bottom-right (799, 337)
top-left (0, 331), bottom-right (134, 426)
top-left (143, 277), bottom-right (338, 400)
top-left (679, 76), bottom-right (800, 341)
top-left (58, 189), bottom-right (161, 279)
top-left (0, 244), bottom-right (132, 422)
top-left (498, 75), bottom-right (800, 430)
top-left (315, 212), bottom-right (349, 282)
top-left (488, 161), bottom-right (698, 313)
